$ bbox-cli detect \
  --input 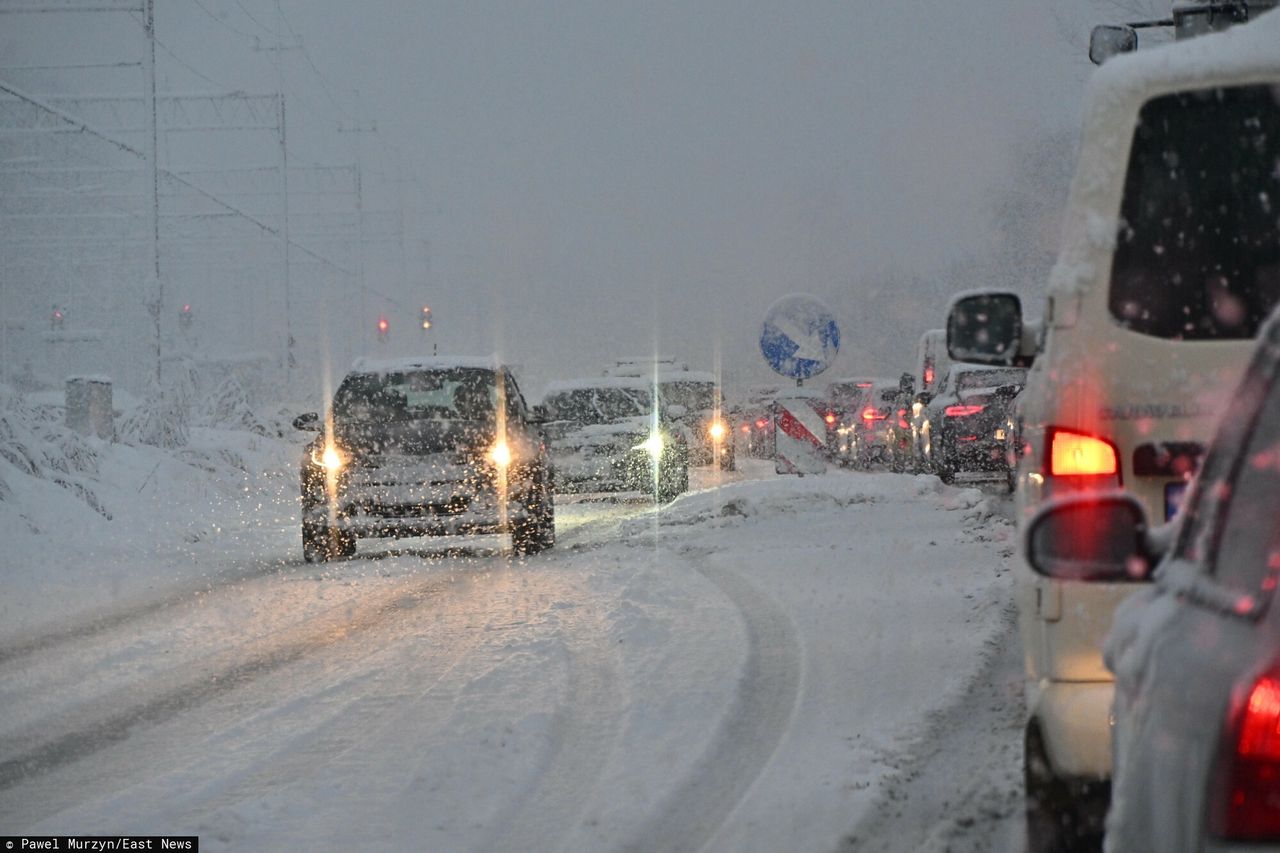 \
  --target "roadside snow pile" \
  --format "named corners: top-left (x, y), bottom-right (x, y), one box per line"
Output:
top-left (0, 381), bottom-right (303, 643)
